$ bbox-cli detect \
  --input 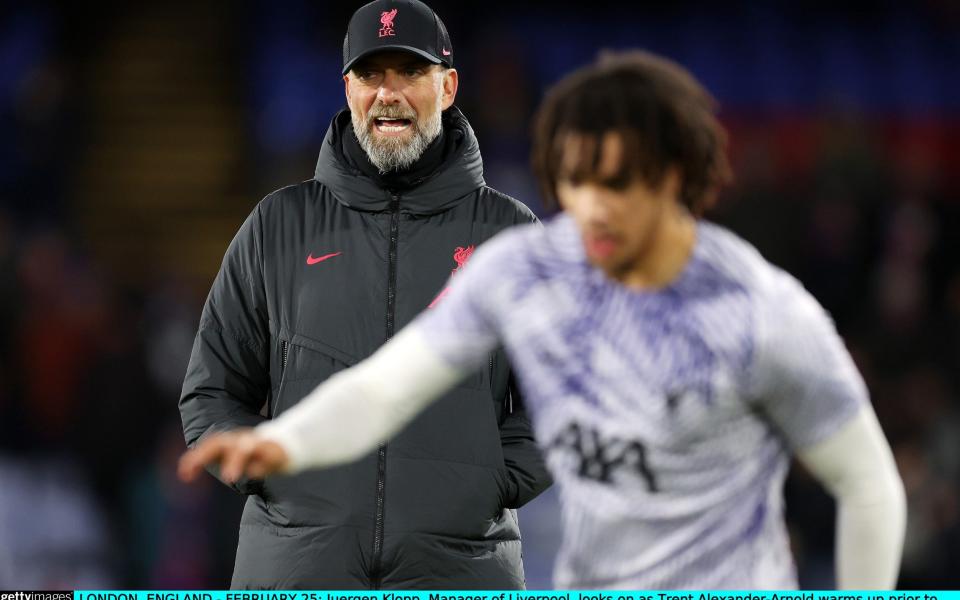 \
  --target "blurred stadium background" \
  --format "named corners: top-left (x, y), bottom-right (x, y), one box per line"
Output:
top-left (2, 0), bottom-right (959, 589)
